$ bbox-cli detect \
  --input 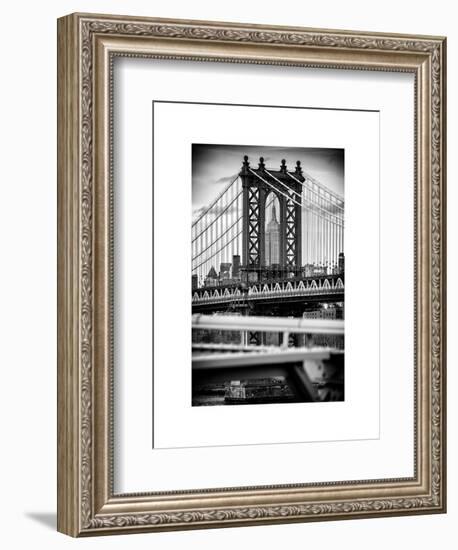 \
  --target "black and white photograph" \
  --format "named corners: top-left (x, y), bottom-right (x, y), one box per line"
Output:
top-left (191, 144), bottom-right (345, 406)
